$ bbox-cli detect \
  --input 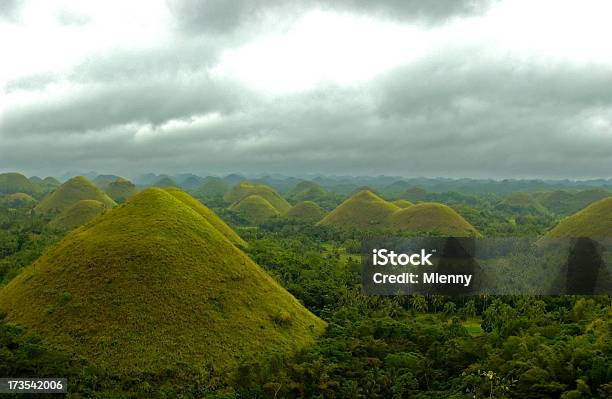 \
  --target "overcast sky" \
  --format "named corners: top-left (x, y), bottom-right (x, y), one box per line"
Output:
top-left (1, 0), bottom-right (611, 179)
